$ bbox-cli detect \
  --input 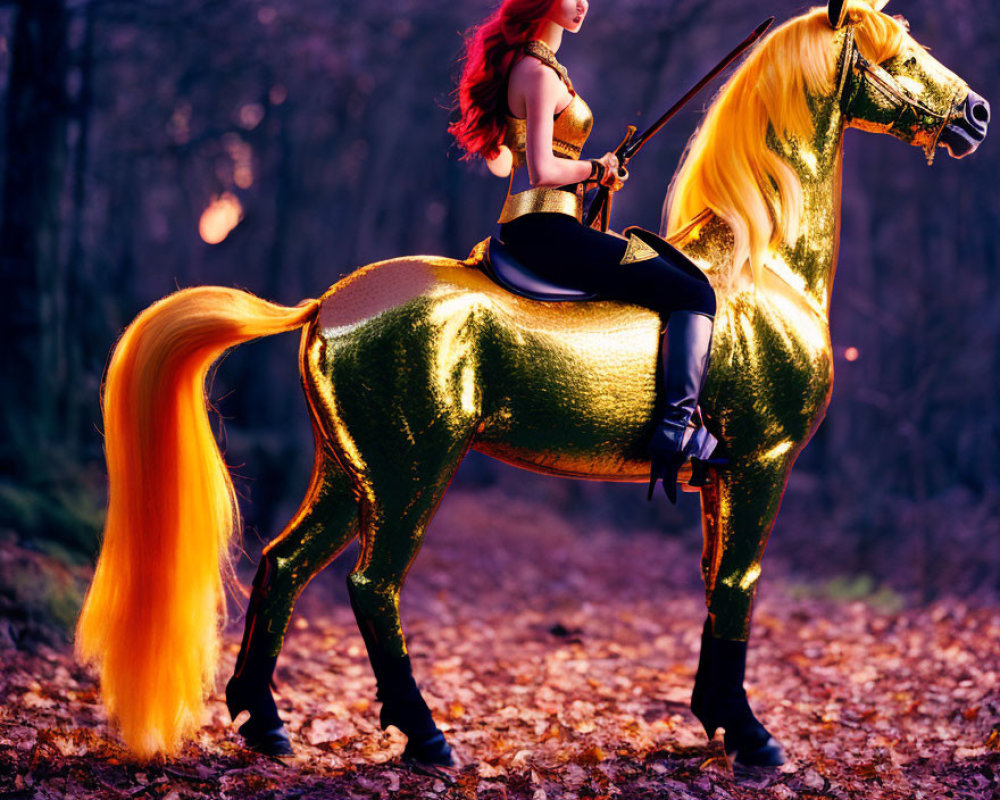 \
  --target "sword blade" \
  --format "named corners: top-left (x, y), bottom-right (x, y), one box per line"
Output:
top-left (622, 16), bottom-right (775, 162)
top-left (584, 17), bottom-right (775, 231)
